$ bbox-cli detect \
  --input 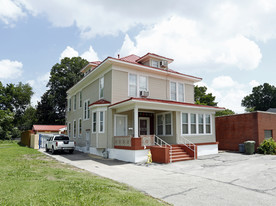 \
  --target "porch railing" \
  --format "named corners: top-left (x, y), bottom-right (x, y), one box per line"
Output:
top-left (178, 136), bottom-right (196, 160)
top-left (155, 135), bottom-right (172, 163)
